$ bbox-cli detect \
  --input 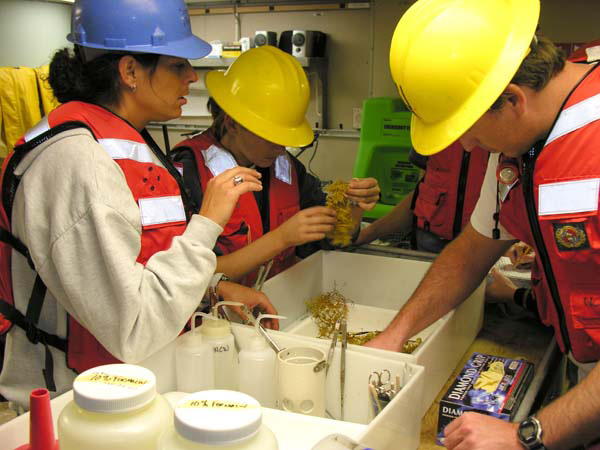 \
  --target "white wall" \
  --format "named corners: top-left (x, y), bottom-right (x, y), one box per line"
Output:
top-left (2, 0), bottom-right (600, 181)
top-left (0, 0), bottom-right (71, 68)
